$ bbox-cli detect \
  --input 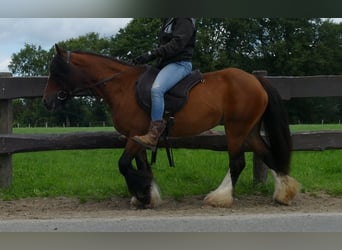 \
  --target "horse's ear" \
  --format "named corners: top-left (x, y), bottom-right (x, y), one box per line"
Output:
top-left (55, 44), bottom-right (63, 55)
